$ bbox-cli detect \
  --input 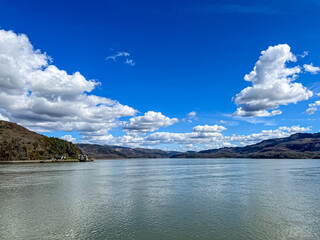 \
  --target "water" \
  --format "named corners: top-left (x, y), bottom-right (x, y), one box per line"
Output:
top-left (1, 159), bottom-right (320, 240)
